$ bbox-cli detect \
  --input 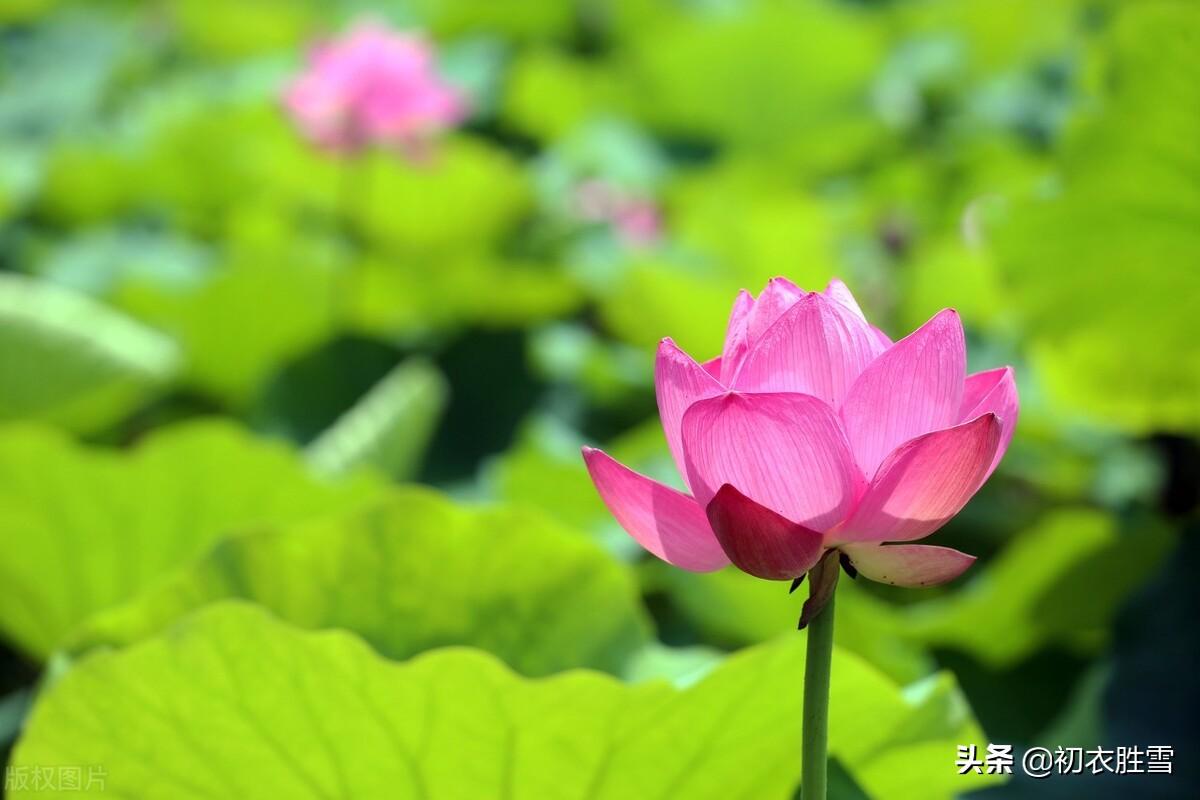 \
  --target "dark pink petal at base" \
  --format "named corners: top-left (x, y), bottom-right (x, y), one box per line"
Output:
top-left (582, 447), bottom-right (729, 572)
top-left (839, 543), bottom-right (975, 587)
top-left (705, 484), bottom-right (826, 580)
